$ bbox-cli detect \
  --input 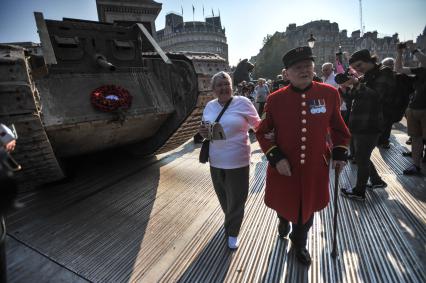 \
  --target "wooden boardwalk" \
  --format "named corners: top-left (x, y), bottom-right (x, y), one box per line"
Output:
top-left (5, 122), bottom-right (426, 282)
